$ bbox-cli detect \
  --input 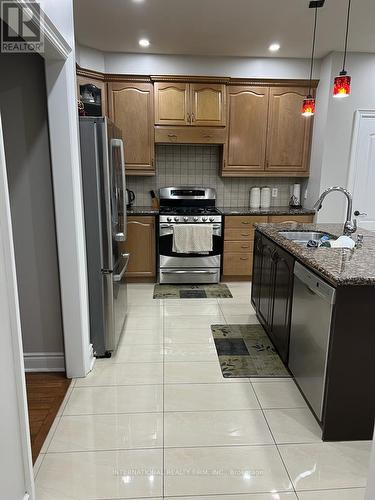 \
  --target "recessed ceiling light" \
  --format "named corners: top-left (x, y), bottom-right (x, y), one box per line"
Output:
top-left (139, 38), bottom-right (150, 48)
top-left (269, 43), bottom-right (280, 52)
